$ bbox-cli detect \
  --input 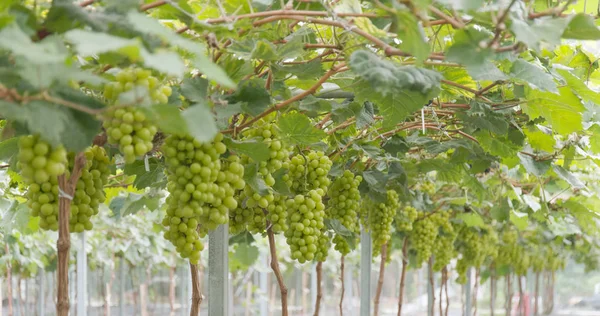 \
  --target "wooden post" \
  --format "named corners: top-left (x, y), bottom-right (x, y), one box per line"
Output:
top-left (57, 153), bottom-right (86, 316)
top-left (190, 262), bottom-right (202, 316)
top-left (397, 239), bottom-right (409, 316)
